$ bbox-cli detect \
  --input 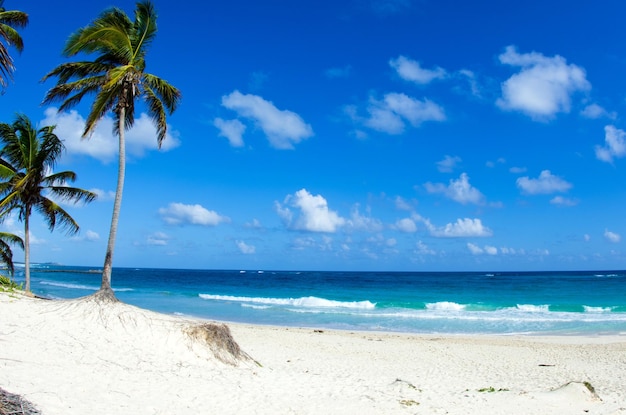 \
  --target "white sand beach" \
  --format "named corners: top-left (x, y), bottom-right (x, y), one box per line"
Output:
top-left (1, 291), bottom-right (625, 414)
